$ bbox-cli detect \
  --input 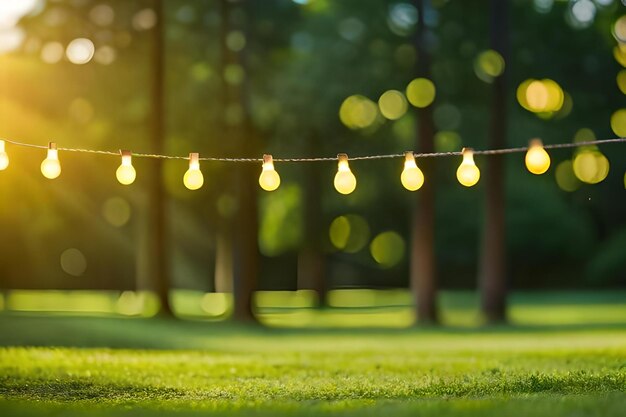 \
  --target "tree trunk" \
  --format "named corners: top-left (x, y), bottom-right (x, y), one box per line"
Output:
top-left (220, 0), bottom-right (259, 323)
top-left (411, 0), bottom-right (438, 325)
top-left (232, 161), bottom-right (259, 322)
top-left (480, 0), bottom-right (509, 323)
top-left (214, 231), bottom-right (234, 293)
top-left (147, 0), bottom-right (173, 317)
top-left (298, 138), bottom-right (327, 306)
